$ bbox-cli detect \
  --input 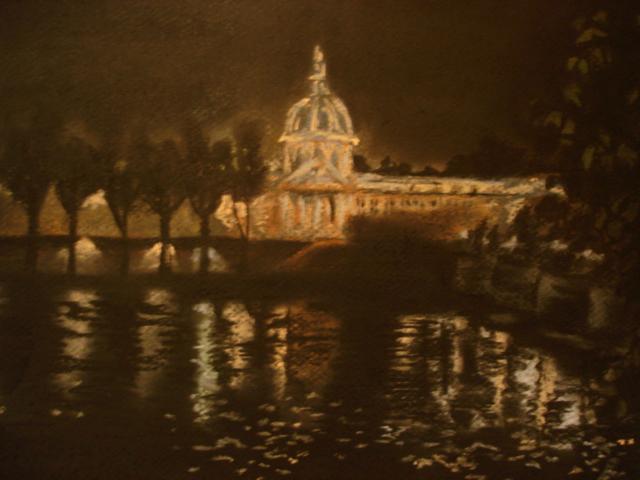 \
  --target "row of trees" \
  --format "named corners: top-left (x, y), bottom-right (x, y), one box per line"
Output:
top-left (0, 113), bottom-right (267, 274)
top-left (443, 134), bottom-right (531, 178)
top-left (353, 154), bottom-right (440, 176)
top-left (354, 138), bottom-right (532, 178)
